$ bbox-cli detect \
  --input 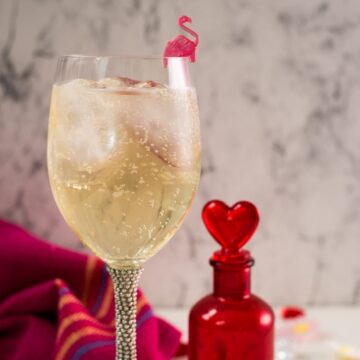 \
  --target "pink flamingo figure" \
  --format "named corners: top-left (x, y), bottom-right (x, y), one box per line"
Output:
top-left (163, 15), bottom-right (199, 67)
